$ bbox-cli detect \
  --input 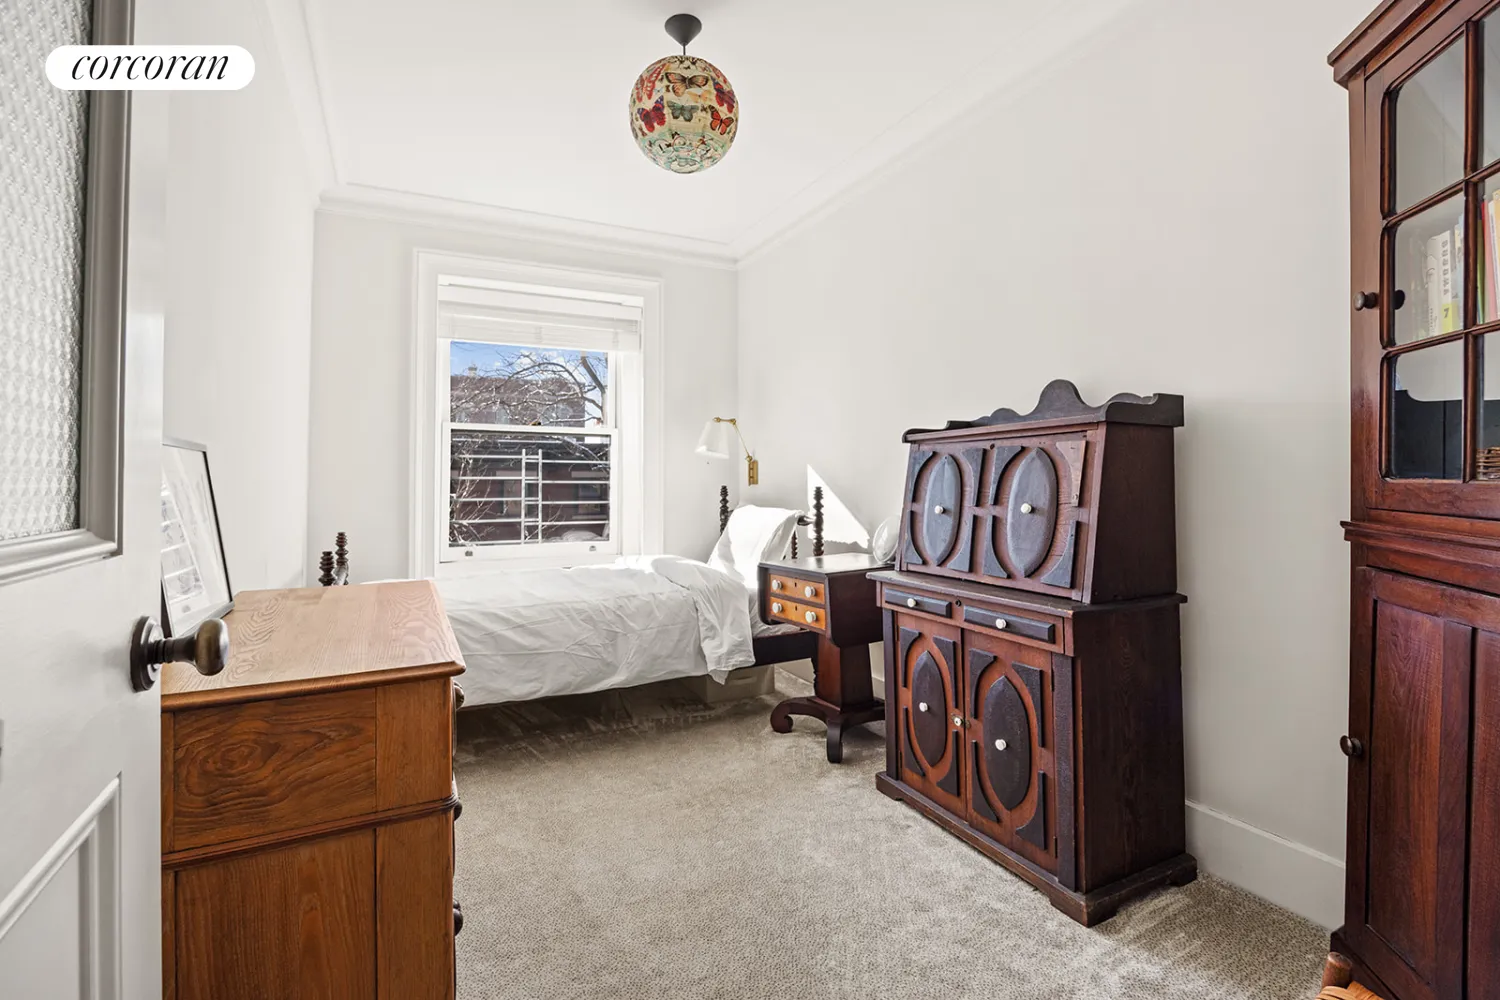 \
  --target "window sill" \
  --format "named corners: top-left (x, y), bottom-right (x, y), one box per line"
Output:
top-left (435, 551), bottom-right (620, 578)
